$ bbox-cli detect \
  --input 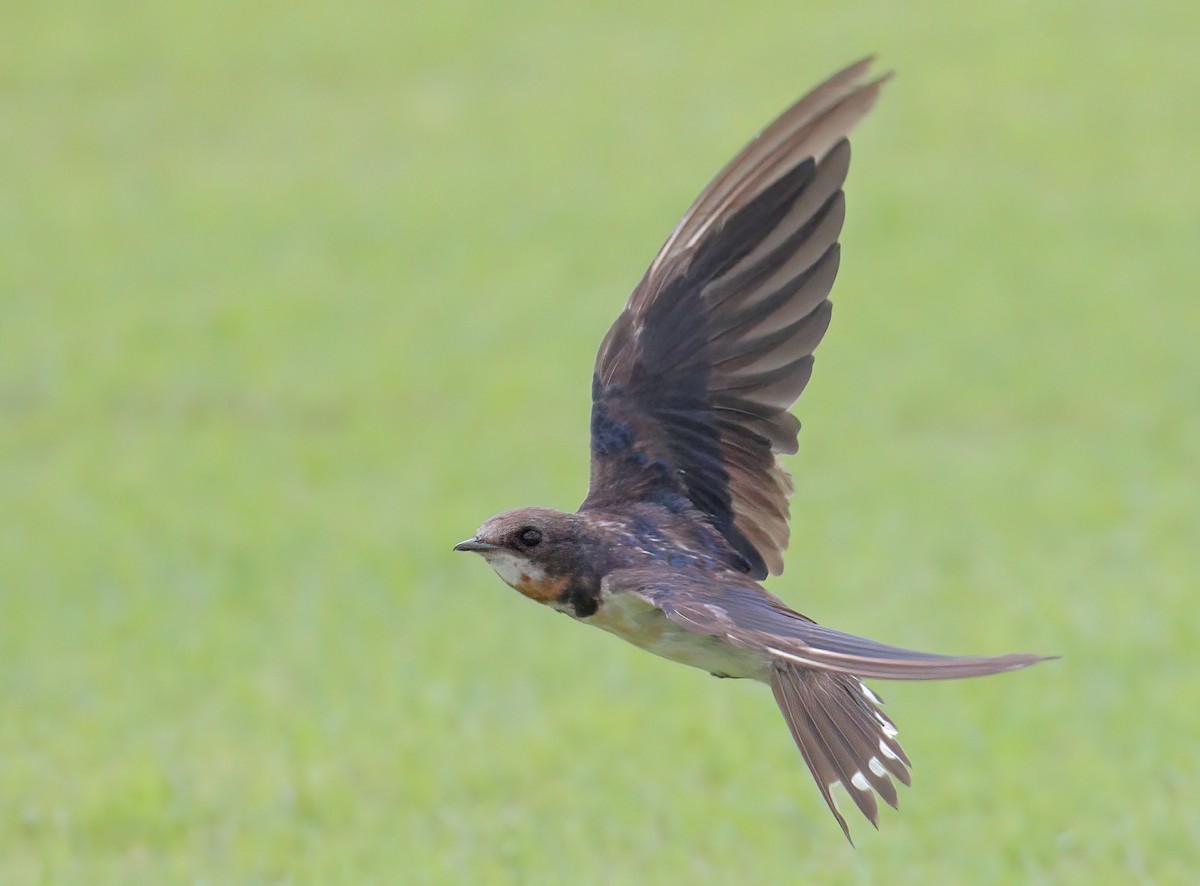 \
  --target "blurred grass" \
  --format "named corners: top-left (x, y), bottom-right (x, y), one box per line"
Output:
top-left (2, 0), bottom-right (1198, 882)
